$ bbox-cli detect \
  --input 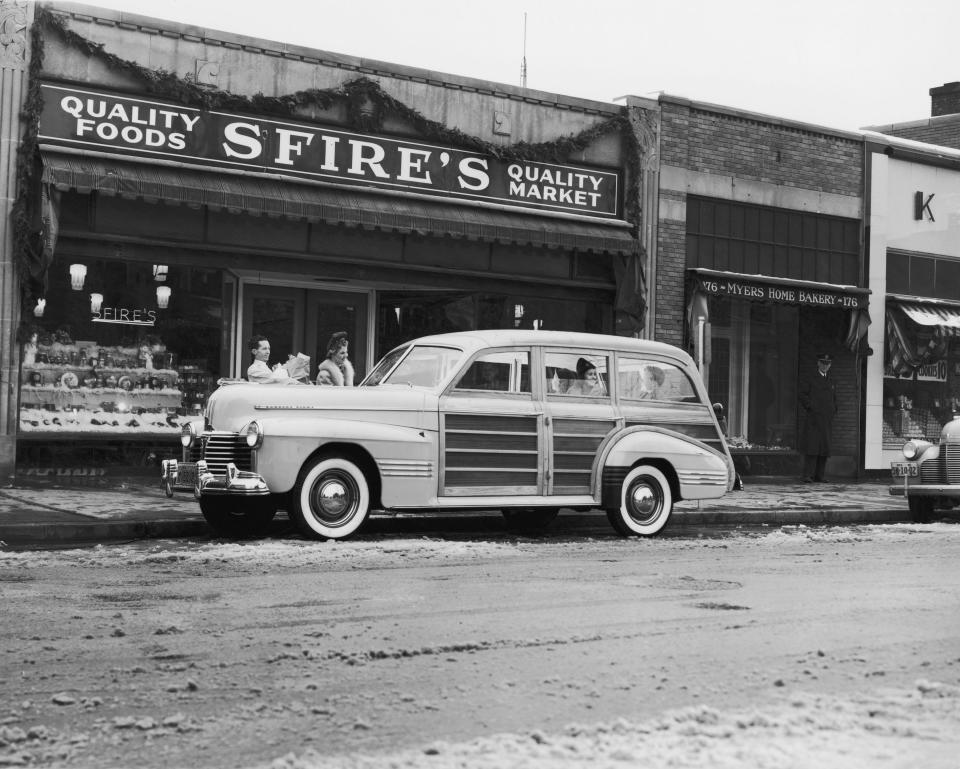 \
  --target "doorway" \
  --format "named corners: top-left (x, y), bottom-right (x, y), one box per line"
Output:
top-left (240, 284), bottom-right (370, 383)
